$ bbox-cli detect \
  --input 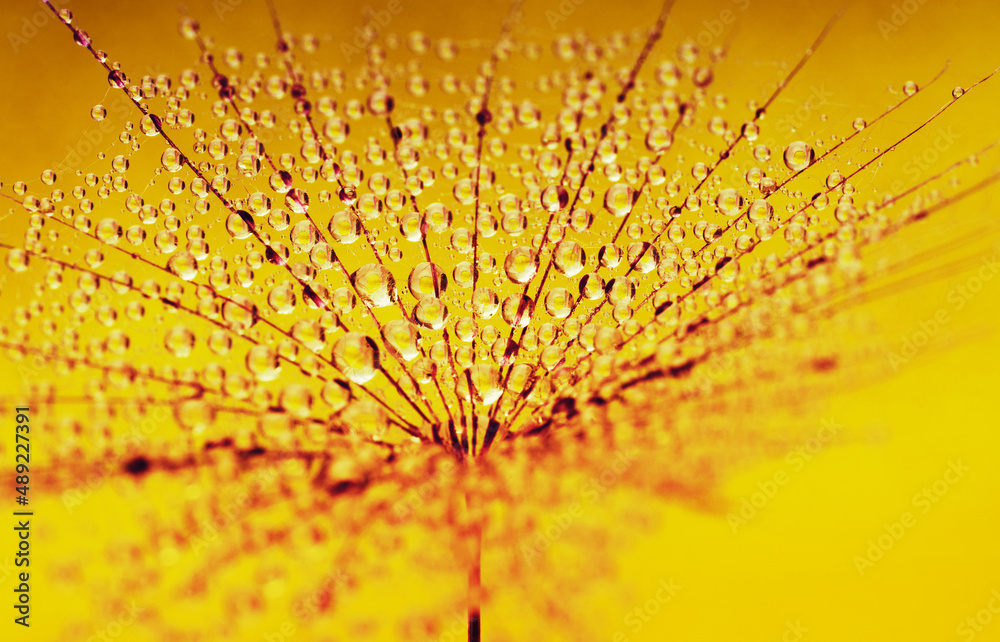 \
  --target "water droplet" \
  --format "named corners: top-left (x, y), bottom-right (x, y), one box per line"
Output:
top-left (351, 264), bottom-right (398, 308)
top-left (408, 262), bottom-right (448, 297)
top-left (552, 241), bottom-right (586, 277)
top-left (715, 188), bottom-right (744, 216)
top-left (6, 249), bottom-right (29, 273)
top-left (382, 320), bottom-right (420, 361)
top-left (329, 209), bottom-right (362, 244)
top-left (164, 326), bottom-right (196, 358)
top-left (783, 141), bottom-right (815, 172)
top-left (332, 333), bottom-right (379, 384)
top-left (321, 378), bottom-right (352, 412)
top-left (501, 294), bottom-right (534, 327)
top-left (267, 282), bottom-right (297, 314)
top-left (95, 218), bottom-right (123, 245)
top-left (540, 185), bottom-right (569, 212)
top-left (413, 296), bottom-right (449, 330)
top-left (598, 244), bottom-right (623, 269)
top-left (604, 184), bottom-right (636, 217)
top-left (167, 251), bottom-right (198, 281)
top-left (543, 287), bottom-right (575, 319)
top-left (246, 344), bottom-right (281, 381)
top-left (457, 365), bottom-right (501, 405)
top-left (504, 247), bottom-right (538, 284)
top-left (645, 126), bottom-right (673, 153)
top-left (107, 69), bottom-right (127, 89)
top-left (222, 295), bottom-right (259, 333)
